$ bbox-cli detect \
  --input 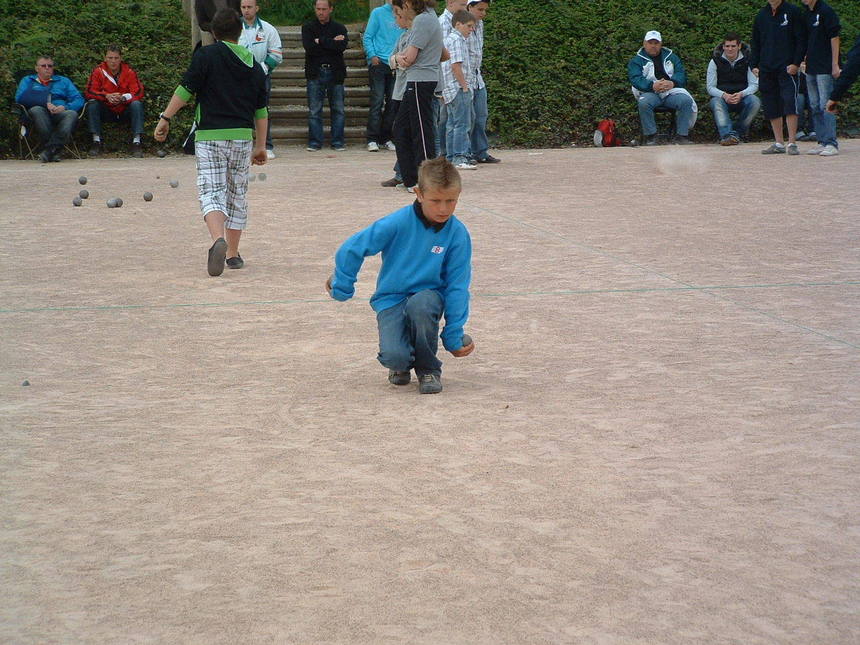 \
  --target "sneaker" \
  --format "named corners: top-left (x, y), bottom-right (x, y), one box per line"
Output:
top-left (306, 145), bottom-right (321, 152)
top-left (39, 148), bottom-right (52, 163)
top-left (644, 134), bottom-right (658, 146)
top-left (454, 160), bottom-right (477, 170)
top-left (332, 145), bottom-right (346, 151)
top-left (395, 183), bottom-right (415, 193)
top-left (266, 149), bottom-right (276, 160)
top-left (418, 373), bottom-right (442, 394)
top-left (384, 140), bottom-right (396, 151)
top-left (88, 142), bottom-right (103, 157)
top-left (761, 143), bottom-right (785, 154)
top-left (388, 370), bottom-right (411, 386)
top-left (818, 144), bottom-right (839, 157)
top-left (675, 135), bottom-right (693, 145)
top-left (207, 237), bottom-right (227, 277)
top-left (366, 141), bottom-right (379, 152)
top-left (806, 144), bottom-right (825, 155)
top-left (380, 176), bottom-right (401, 187)
top-left (720, 135), bottom-right (739, 146)
top-left (226, 255), bottom-right (244, 269)
top-left (476, 154), bottom-right (501, 164)
top-left (787, 143), bottom-right (799, 156)
top-left (130, 142), bottom-right (143, 158)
